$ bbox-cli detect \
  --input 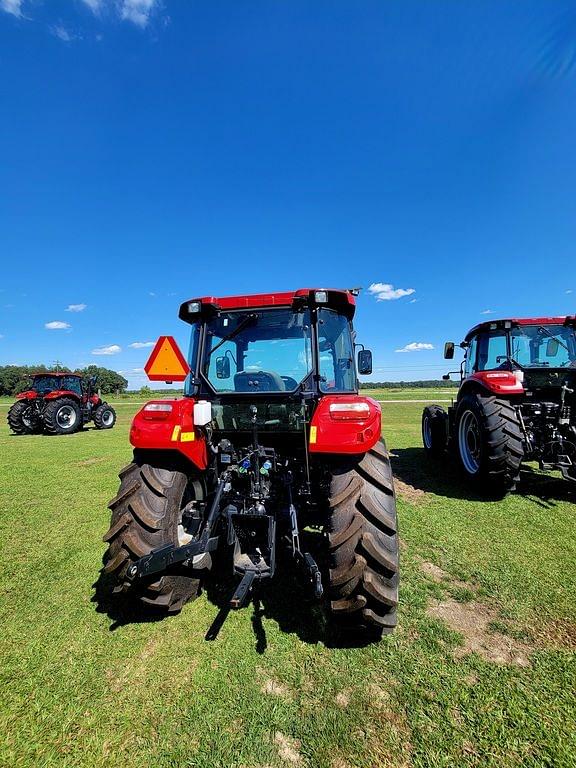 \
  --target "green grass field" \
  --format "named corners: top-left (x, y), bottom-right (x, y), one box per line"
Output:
top-left (1, 393), bottom-right (574, 768)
